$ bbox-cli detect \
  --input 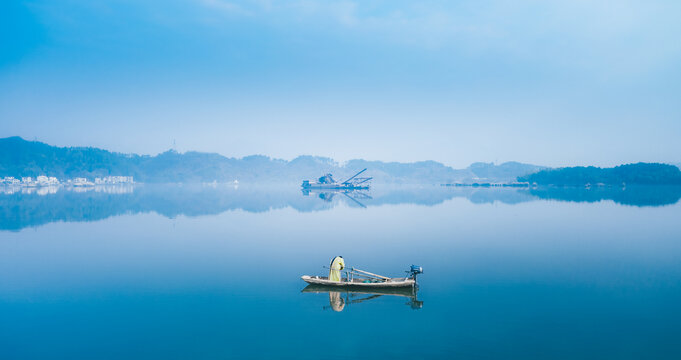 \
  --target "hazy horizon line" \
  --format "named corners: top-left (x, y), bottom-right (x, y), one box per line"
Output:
top-left (3, 136), bottom-right (680, 171)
